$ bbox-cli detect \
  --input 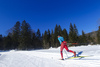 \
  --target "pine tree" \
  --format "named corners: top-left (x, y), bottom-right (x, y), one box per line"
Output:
top-left (35, 29), bottom-right (42, 48)
top-left (19, 20), bottom-right (32, 50)
top-left (69, 23), bottom-right (79, 44)
top-left (50, 29), bottom-right (55, 47)
top-left (36, 29), bottom-right (41, 39)
top-left (47, 29), bottom-right (51, 47)
top-left (54, 24), bottom-right (60, 47)
top-left (62, 29), bottom-right (68, 41)
top-left (32, 32), bottom-right (40, 49)
top-left (69, 23), bottom-right (74, 43)
top-left (97, 26), bottom-right (100, 44)
top-left (73, 24), bottom-right (79, 43)
top-left (43, 30), bottom-right (49, 48)
top-left (12, 21), bottom-right (20, 49)
top-left (3, 35), bottom-right (12, 50)
top-left (0, 35), bottom-right (3, 50)
top-left (58, 25), bottom-right (62, 35)
top-left (81, 30), bottom-right (87, 44)
top-left (42, 29), bottom-right (51, 49)
top-left (54, 24), bottom-right (59, 36)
